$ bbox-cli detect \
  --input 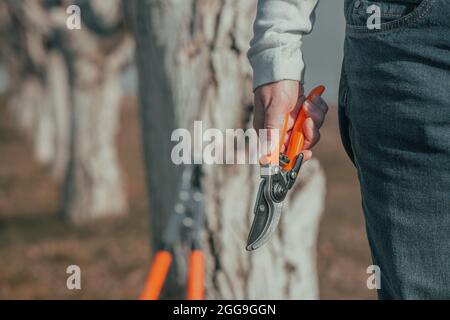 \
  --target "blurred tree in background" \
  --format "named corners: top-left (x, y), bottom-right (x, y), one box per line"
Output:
top-left (0, 0), bottom-right (133, 222)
